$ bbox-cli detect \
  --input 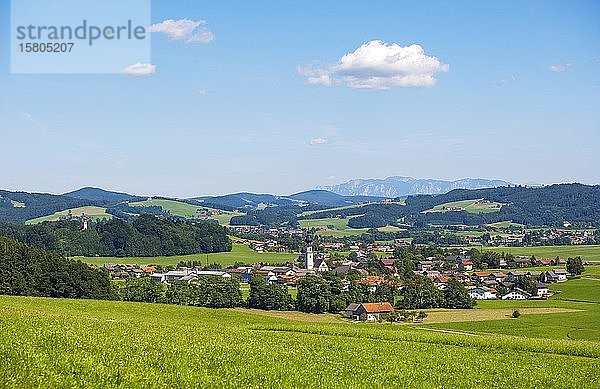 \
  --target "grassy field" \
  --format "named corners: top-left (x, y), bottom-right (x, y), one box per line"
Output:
top-left (483, 245), bottom-right (600, 261)
top-left (299, 217), bottom-right (352, 230)
top-left (423, 276), bottom-right (600, 341)
top-left (423, 199), bottom-right (504, 214)
top-left (486, 220), bottom-right (526, 229)
top-left (26, 206), bottom-right (112, 225)
top-left (1, 295), bottom-right (599, 388)
top-left (78, 243), bottom-right (299, 267)
top-left (298, 203), bottom-right (368, 217)
top-left (129, 198), bottom-right (242, 225)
